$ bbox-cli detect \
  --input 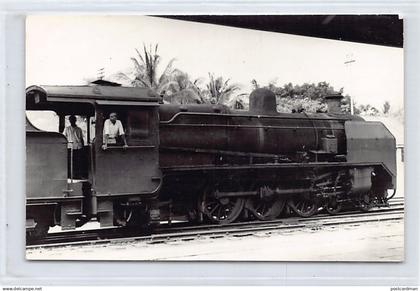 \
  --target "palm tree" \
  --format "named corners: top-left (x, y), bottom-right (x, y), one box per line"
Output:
top-left (226, 93), bottom-right (248, 110)
top-left (111, 44), bottom-right (176, 93)
top-left (116, 44), bottom-right (203, 105)
top-left (163, 70), bottom-right (203, 104)
top-left (129, 44), bottom-right (177, 95)
top-left (204, 73), bottom-right (240, 105)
